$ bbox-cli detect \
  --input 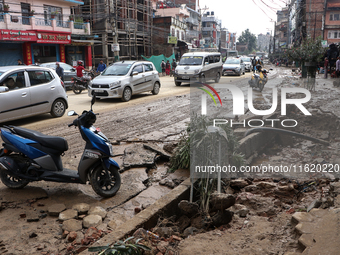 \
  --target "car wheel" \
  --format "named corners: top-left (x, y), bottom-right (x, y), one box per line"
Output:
top-left (152, 82), bottom-right (160, 95)
top-left (121, 87), bottom-right (132, 102)
top-left (200, 74), bottom-right (206, 84)
top-left (0, 169), bottom-right (29, 189)
top-left (215, 72), bottom-right (220, 83)
top-left (175, 81), bottom-right (181, 86)
top-left (51, 99), bottom-right (66, 118)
